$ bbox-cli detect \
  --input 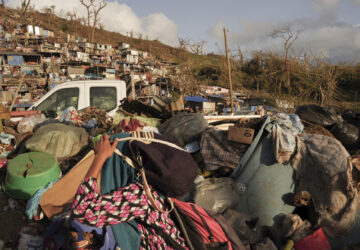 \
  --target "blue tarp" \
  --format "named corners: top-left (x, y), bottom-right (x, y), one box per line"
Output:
top-left (8, 55), bottom-right (23, 66)
top-left (231, 117), bottom-right (295, 226)
top-left (184, 96), bottom-right (212, 102)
